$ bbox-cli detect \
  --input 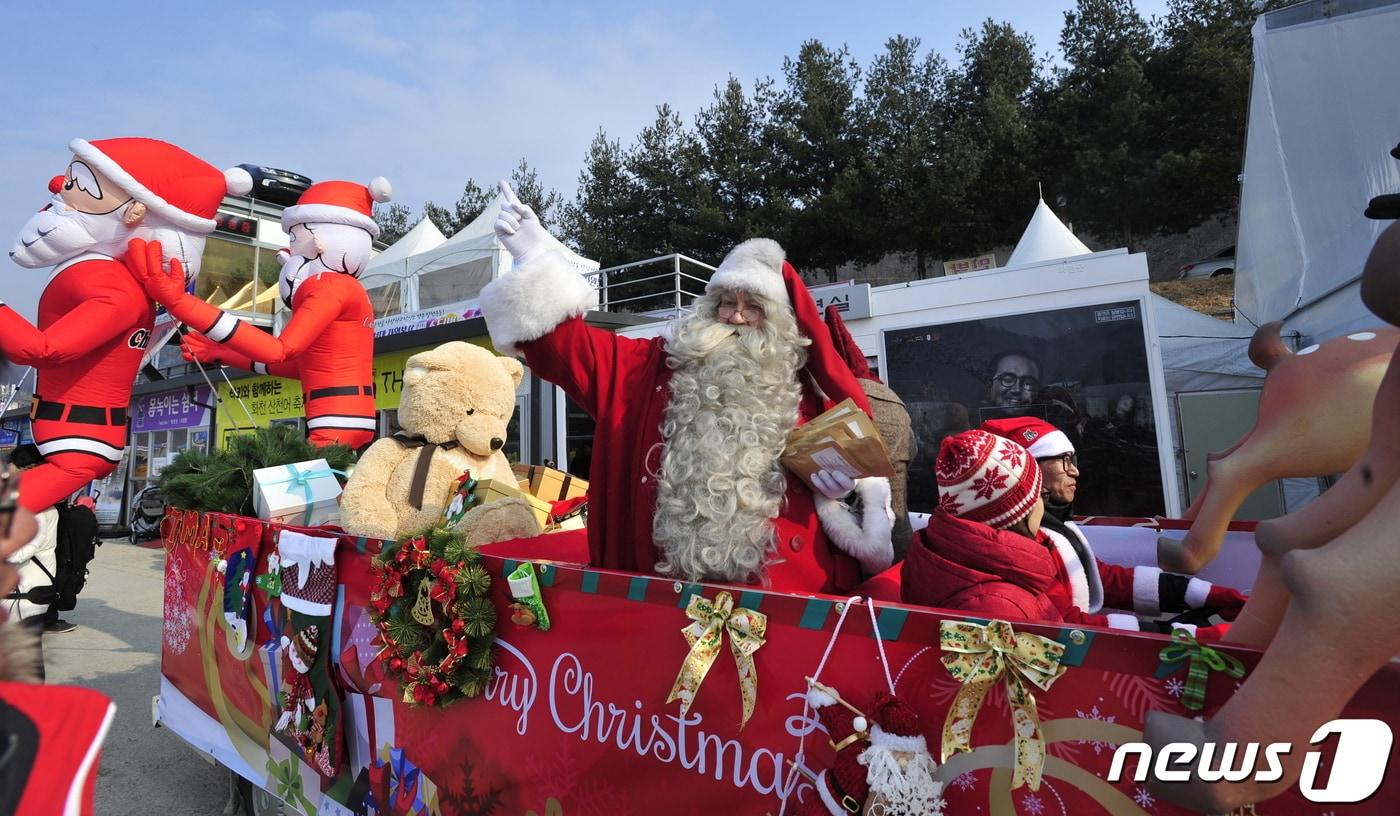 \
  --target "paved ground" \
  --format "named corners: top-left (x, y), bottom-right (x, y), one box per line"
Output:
top-left (44, 538), bottom-right (233, 815)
